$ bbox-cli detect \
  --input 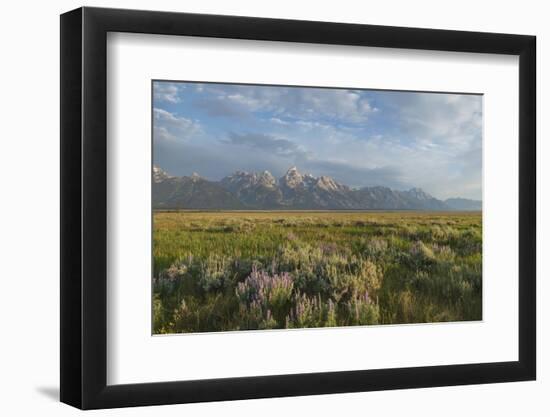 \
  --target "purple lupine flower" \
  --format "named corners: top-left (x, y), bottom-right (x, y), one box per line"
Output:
top-left (236, 265), bottom-right (294, 306)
